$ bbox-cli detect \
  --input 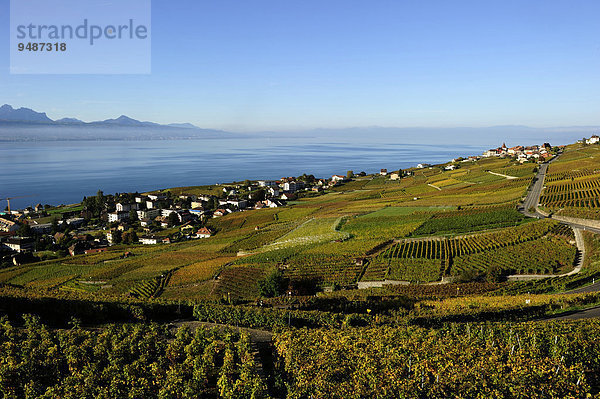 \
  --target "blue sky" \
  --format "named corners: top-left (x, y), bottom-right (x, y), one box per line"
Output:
top-left (1, 0), bottom-right (600, 131)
